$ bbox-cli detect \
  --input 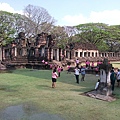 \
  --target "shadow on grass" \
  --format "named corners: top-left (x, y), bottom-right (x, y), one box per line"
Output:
top-left (70, 87), bottom-right (94, 93)
top-left (36, 85), bottom-right (52, 89)
top-left (0, 85), bottom-right (21, 92)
